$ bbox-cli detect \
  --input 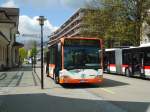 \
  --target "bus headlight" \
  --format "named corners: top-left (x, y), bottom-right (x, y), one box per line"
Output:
top-left (59, 70), bottom-right (70, 78)
top-left (59, 69), bottom-right (67, 76)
